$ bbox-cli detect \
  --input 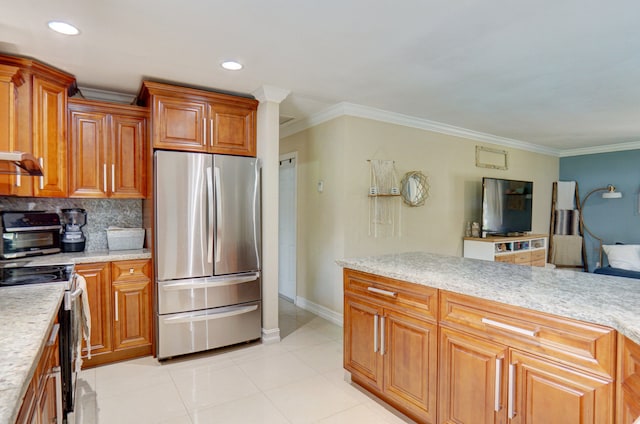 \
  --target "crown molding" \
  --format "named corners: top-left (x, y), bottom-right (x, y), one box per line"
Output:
top-left (253, 85), bottom-right (291, 104)
top-left (558, 140), bottom-right (640, 157)
top-left (76, 86), bottom-right (136, 104)
top-left (280, 102), bottom-right (562, 156)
